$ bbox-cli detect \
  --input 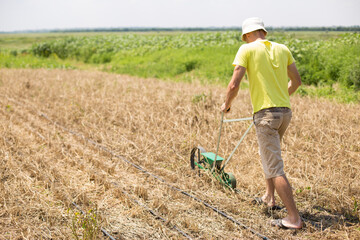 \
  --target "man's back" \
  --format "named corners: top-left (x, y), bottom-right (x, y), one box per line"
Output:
top-left (233, 40), bottom-right (294, 113)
